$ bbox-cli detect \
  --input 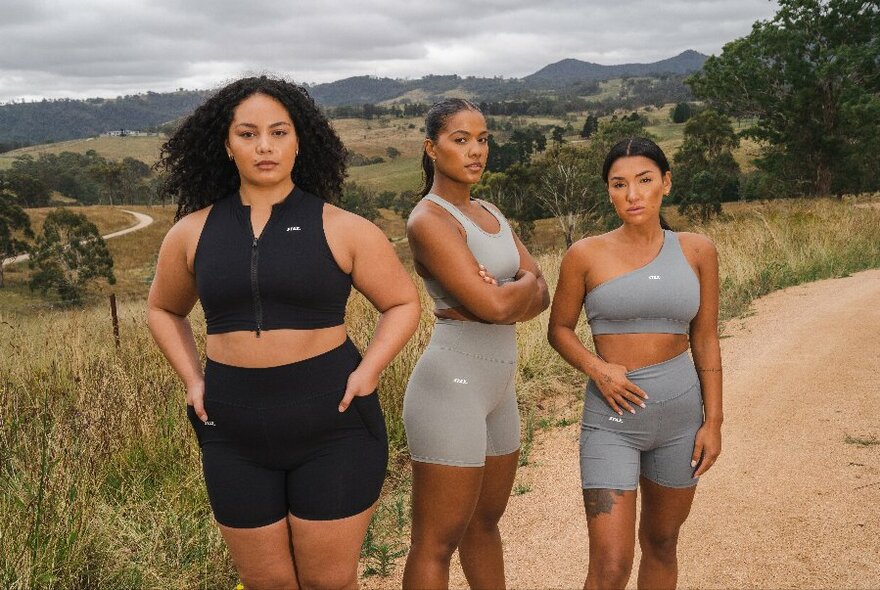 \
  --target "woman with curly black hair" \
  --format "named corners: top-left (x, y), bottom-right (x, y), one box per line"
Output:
top-left (148, 76), bottom-right (420, 588)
